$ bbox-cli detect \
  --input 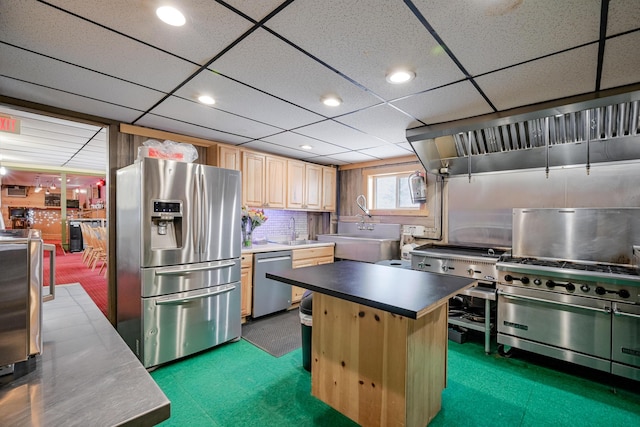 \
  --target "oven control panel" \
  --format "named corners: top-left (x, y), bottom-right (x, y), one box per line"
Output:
top-left (498, 272), bottom-right (639, 303)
